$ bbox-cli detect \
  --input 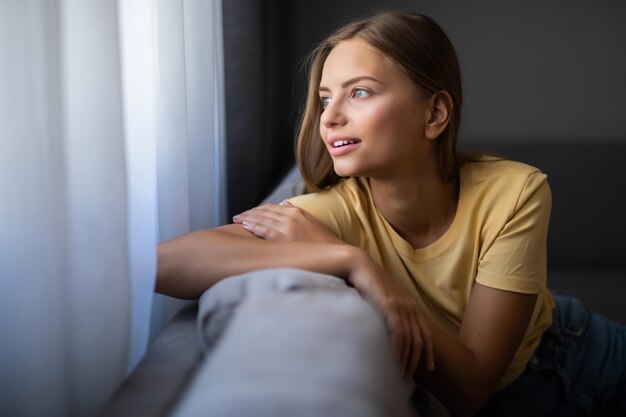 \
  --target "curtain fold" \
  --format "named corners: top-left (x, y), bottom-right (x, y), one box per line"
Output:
top-left (61, 1), bottom-right (130, 414)
top-left (117, 0), bottom-right (159, 372)
top-left (0, 2), bottom-right (69, 416)
top-left (184, 0), bottom-right (227, 231)
top-left (152, 0), bottom-right (193, 336)
top-left (151, 0), bottom-right (227, 335)
top-left (0, 0), bottom-right (225, 415)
